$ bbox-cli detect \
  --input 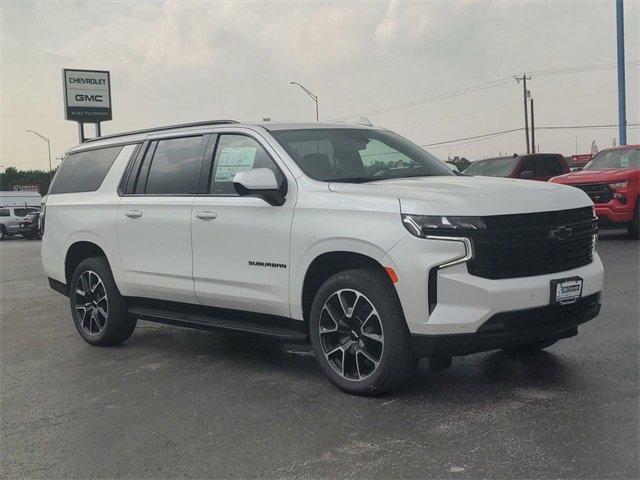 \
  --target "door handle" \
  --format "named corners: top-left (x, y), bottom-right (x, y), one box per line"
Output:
top-left (195, 211), bottom-right (218, 220)
top-left (124, 209), bottom-right (143, 219)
